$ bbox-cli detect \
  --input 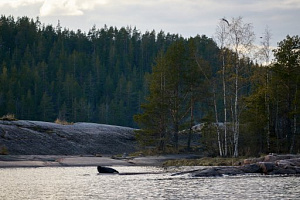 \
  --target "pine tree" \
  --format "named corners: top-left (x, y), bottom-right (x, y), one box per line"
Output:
top-left (272, 35), bottom-right (300, 153)
top-left (39, 92), bottom-right (54, 121)
top-left (134, 52), bottom-right (170, 151)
